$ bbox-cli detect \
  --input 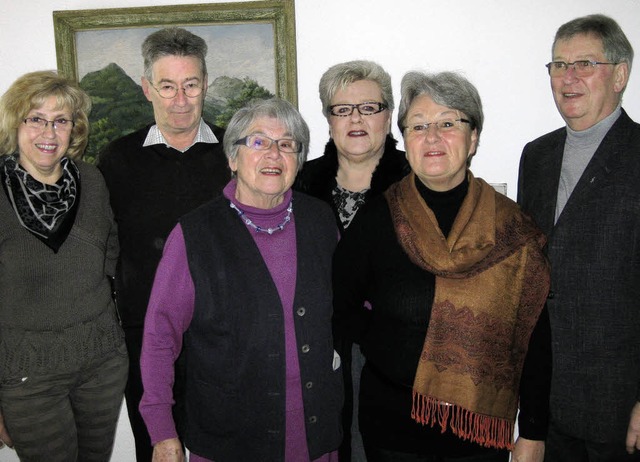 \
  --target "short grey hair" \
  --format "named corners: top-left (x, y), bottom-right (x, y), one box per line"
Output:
top-left (142, 27), bottom-right (208, 81)
top-left (319, 60), bottom-right (394, 118)
top-left (553, 14), bottom-right (634, 76)
top-left (397, 71), bottom-right (484, 145)
top-left (223, 98), bottom-right (310, 173)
